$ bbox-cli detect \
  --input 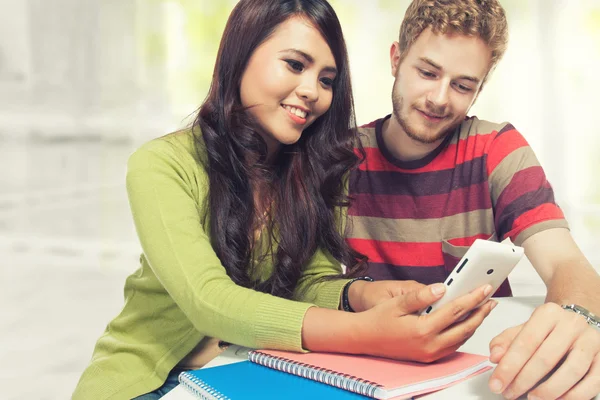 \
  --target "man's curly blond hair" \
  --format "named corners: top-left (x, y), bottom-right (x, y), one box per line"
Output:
top-left (399, 0), bottom-right (508, 78)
